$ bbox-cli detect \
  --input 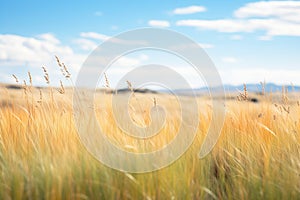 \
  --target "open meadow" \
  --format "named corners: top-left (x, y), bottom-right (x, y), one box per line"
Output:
top-left (0, 81), bottom-right (299, 200)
